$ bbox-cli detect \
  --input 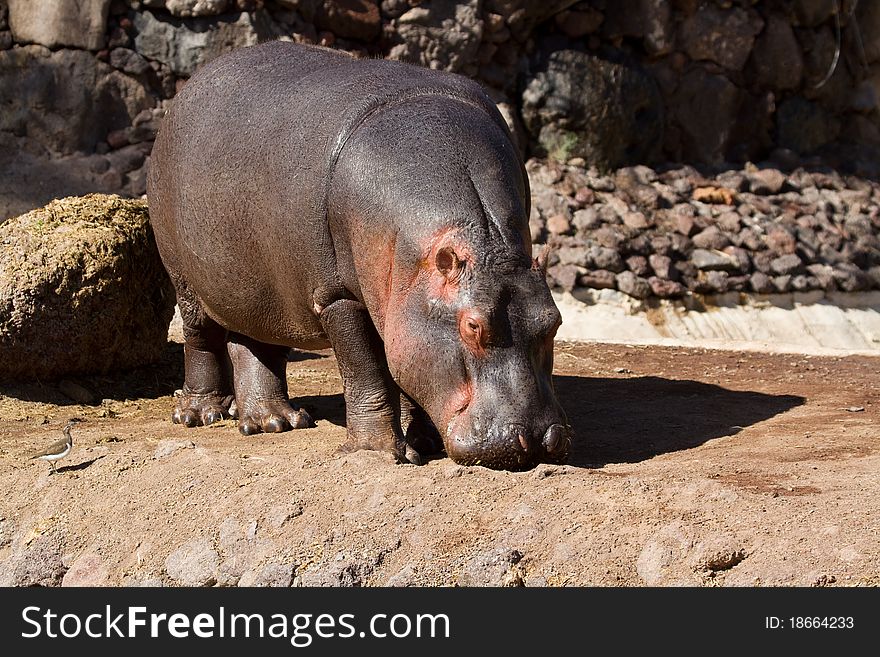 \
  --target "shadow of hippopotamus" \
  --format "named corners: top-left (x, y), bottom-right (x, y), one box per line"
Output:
top-left (295, 374), bottom-right (803, 469)
top-left (555, 375), bottom-right (805, 468)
